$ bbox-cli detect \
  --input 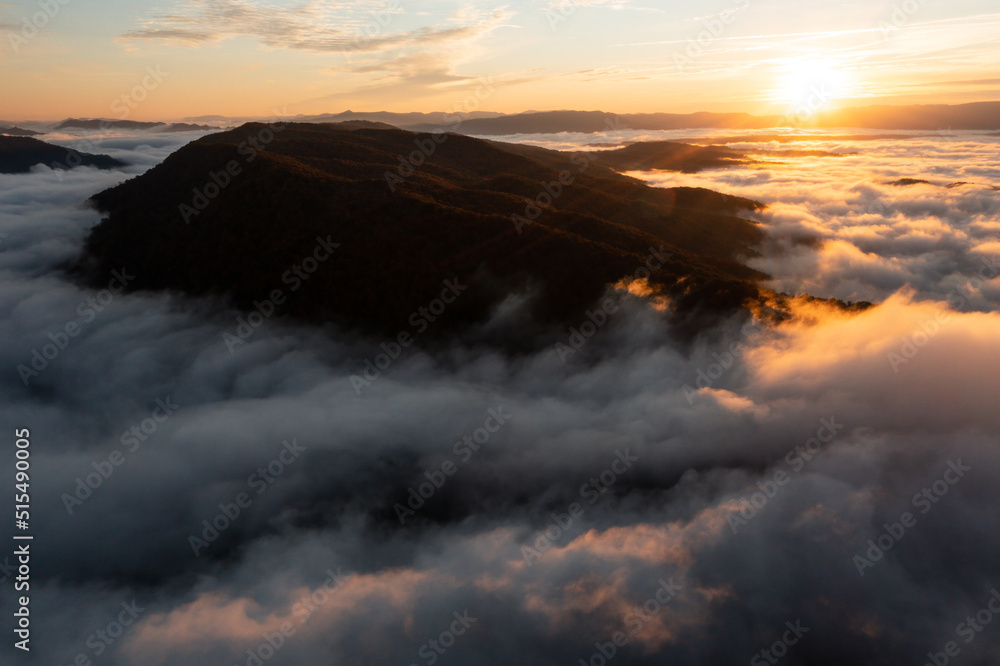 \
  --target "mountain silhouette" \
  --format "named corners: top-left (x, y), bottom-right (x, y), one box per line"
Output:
top-left (55, 118), bottom-right (215, 132)
top-left (0, 136), bottom-right (126, 173)
top-left (407, 110), bottom-right (775, 134)
top-left (72, 102), bottom-right (1000, 141)
top-left (81, 122), bottom-right (769, 339)
top-left (328, 103), bottom-right (1000, 135)
top-left (55, 118), bottom-right (165, 130)
top-left (0, 126), bottom-right (42, 136)
top-left (589, 141), bottom-right (751, 172)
